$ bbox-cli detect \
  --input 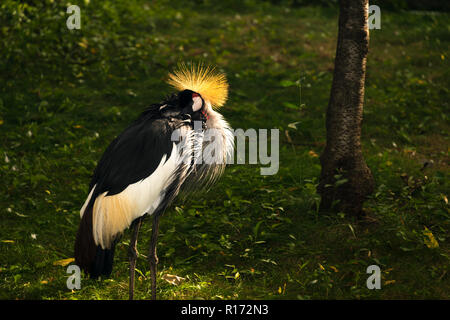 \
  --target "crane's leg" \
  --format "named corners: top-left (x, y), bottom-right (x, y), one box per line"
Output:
top-left (129, 217), bottom-right (142, 300)
top-left (148, 213), bottom-right (161, 300)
